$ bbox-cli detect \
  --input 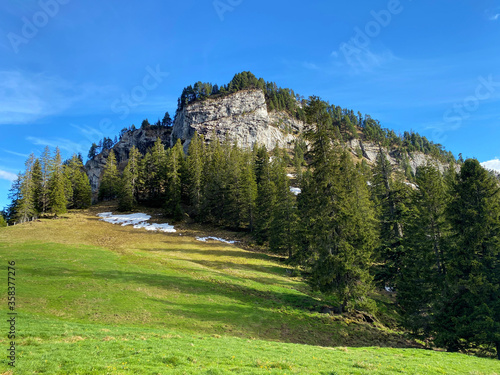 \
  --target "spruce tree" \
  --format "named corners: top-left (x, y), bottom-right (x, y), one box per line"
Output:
top-left (298, 97), bottom-right (376, 310)
top-left (254, 146), bottom-right (276, 244)
top-left (165, 139), bottom-right (185, 220)
top-left (15, 154), bottom-right (38, 223)
top-left (397, 164), bottom-right (450, 336)
top-left (434, 159), bottom-right (500, 356)
top-left (371, 148), bottom-right (411, 288)
top-left (98, 150), bottom-right (120, 201)
top-left (48, 148), bottom-right (68, 216)
top-left (186, 132), bottom-right (205, 217)
top-left (0, 213), bottom-right (6, 227)
top-left (118, 146), bottom-right (141, 211)
top-left (269, 149), bottom-right (297, 258)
